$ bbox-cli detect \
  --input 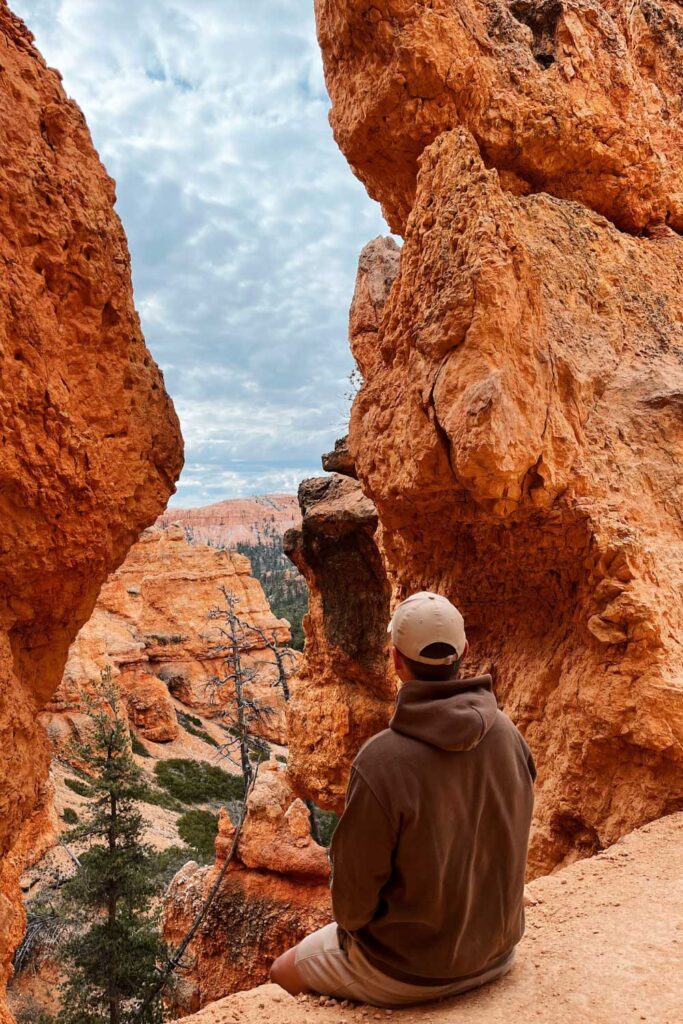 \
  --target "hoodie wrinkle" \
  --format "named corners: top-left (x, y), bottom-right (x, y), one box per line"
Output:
top-left (389, 675), bottom-right (498, 751)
